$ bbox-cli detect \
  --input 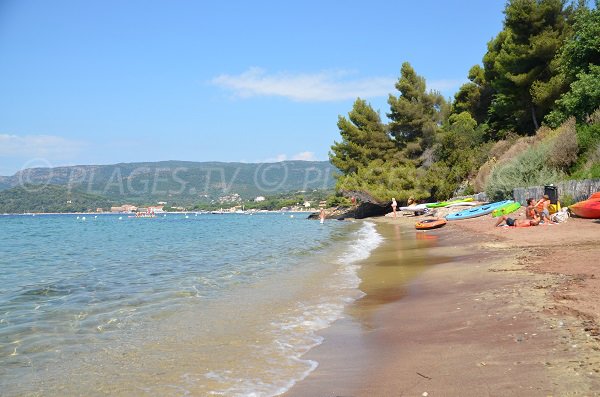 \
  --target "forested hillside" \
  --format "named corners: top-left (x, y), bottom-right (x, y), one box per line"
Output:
top-left (0, 185), bottom-right (115, 214)
top-left (330, 0), bottom-right (600, 203)
top-left (0, 160), bottom-right (336, 204)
